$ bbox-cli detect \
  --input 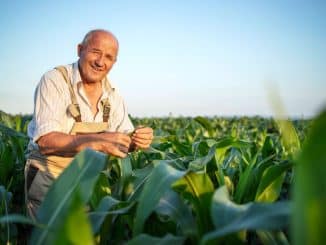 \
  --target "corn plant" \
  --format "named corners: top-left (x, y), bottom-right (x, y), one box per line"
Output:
top-left (1, 110), bottom-right (319, 244)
